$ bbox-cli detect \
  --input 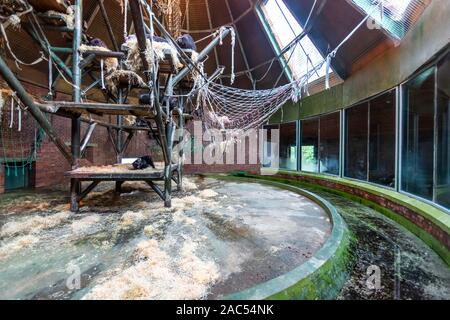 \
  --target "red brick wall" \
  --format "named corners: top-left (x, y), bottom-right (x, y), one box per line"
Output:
top-left (0, 82), bottom-right (261, 191)
top-left (0, 167), bottom-right (4, 194)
